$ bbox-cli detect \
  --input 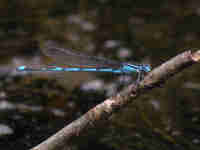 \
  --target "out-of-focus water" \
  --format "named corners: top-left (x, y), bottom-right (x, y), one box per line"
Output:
top-left (0, 1), bottom-right (200, 150)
